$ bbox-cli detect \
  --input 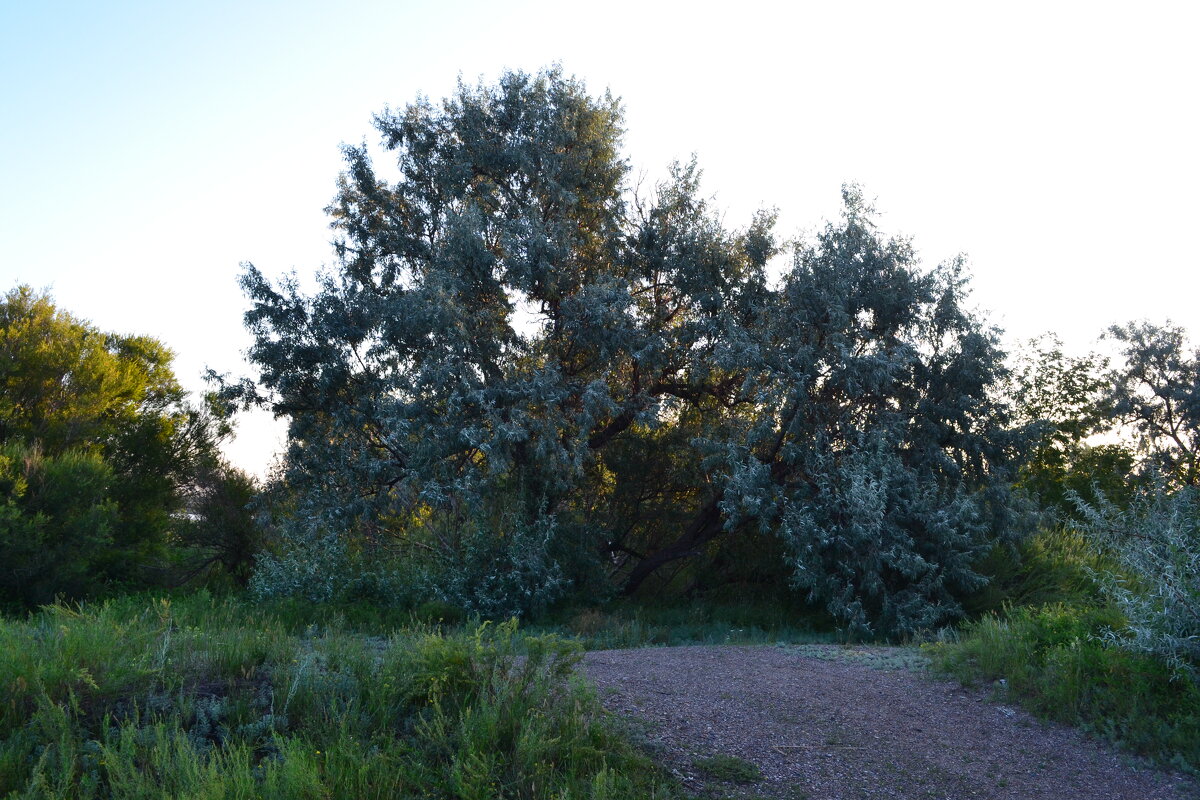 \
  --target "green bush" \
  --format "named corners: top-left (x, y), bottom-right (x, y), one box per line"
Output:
top-left (0, 286), bottom-right (233, 605)
top-left (0, 442), bottom-right (119, 608)
top-left (1075, 484), bottom-right (1200, 677)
